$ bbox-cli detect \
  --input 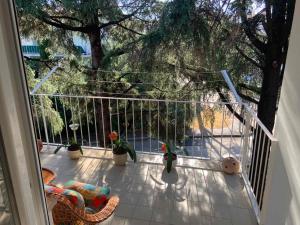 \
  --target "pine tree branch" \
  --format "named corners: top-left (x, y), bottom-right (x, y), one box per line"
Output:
top-left (237, 91), bottom-right (259, 104)
top-left (116, 24), bottom-right (143, 35)
top-left (50, 15), bottom-right (83, 24)
top-left (235, 46), bottom-right (263, 69)
top-left (216, 87), bottom-right (245, 123)
top-left (238, 83), bottom-right (261, 94)
top-left (239, 0), bottom-right (267, 53)
top-left (37, 16), bottom-right (92, 33)
top-left (99, 4), bottom-right (144, 29)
